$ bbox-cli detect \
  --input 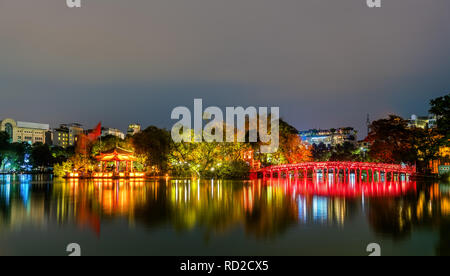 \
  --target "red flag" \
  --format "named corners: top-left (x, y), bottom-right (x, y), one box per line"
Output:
top-left (76, 122), bottom-right (102, 155)
top-left (88, 122), bottom-right (102, 141)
